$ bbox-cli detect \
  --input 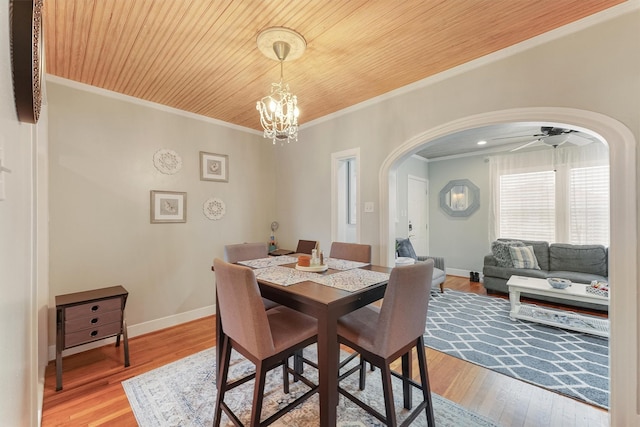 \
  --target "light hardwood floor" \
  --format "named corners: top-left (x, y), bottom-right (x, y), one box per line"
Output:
top-left (41, 276), bottom-right (609, 426)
